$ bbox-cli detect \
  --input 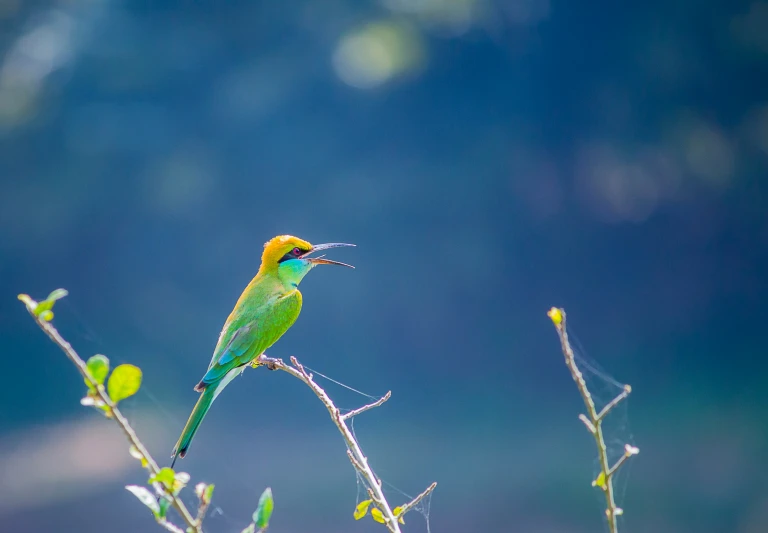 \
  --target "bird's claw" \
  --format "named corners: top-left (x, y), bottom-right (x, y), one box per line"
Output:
top-left (255, 355), bottom-right (280, 371)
